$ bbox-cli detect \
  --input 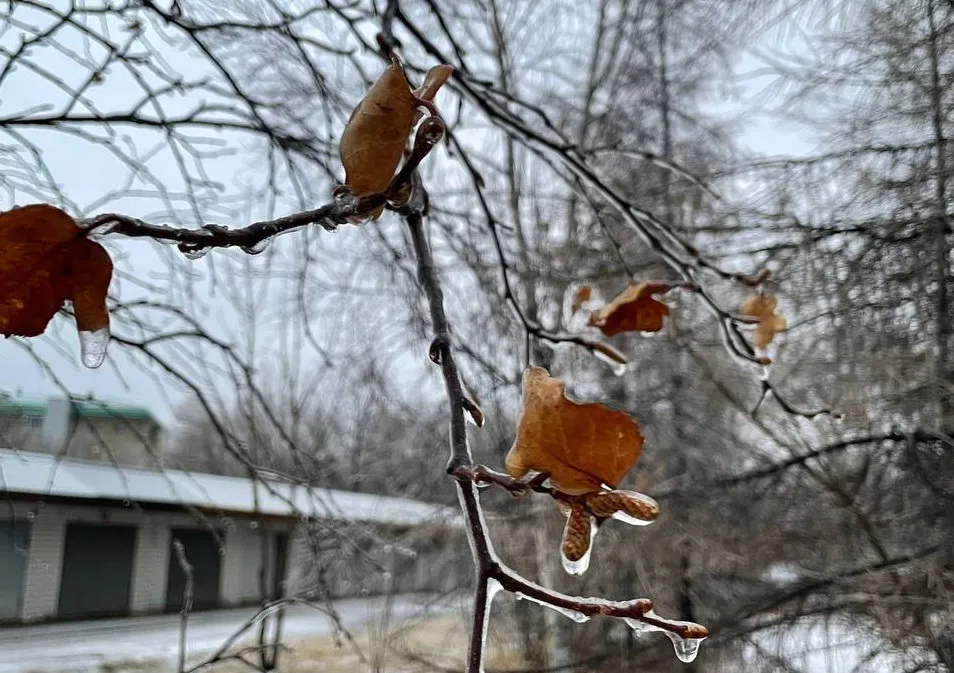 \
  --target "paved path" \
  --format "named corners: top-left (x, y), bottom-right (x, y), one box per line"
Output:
top-left (0, 593), bottom-right (450, 673)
